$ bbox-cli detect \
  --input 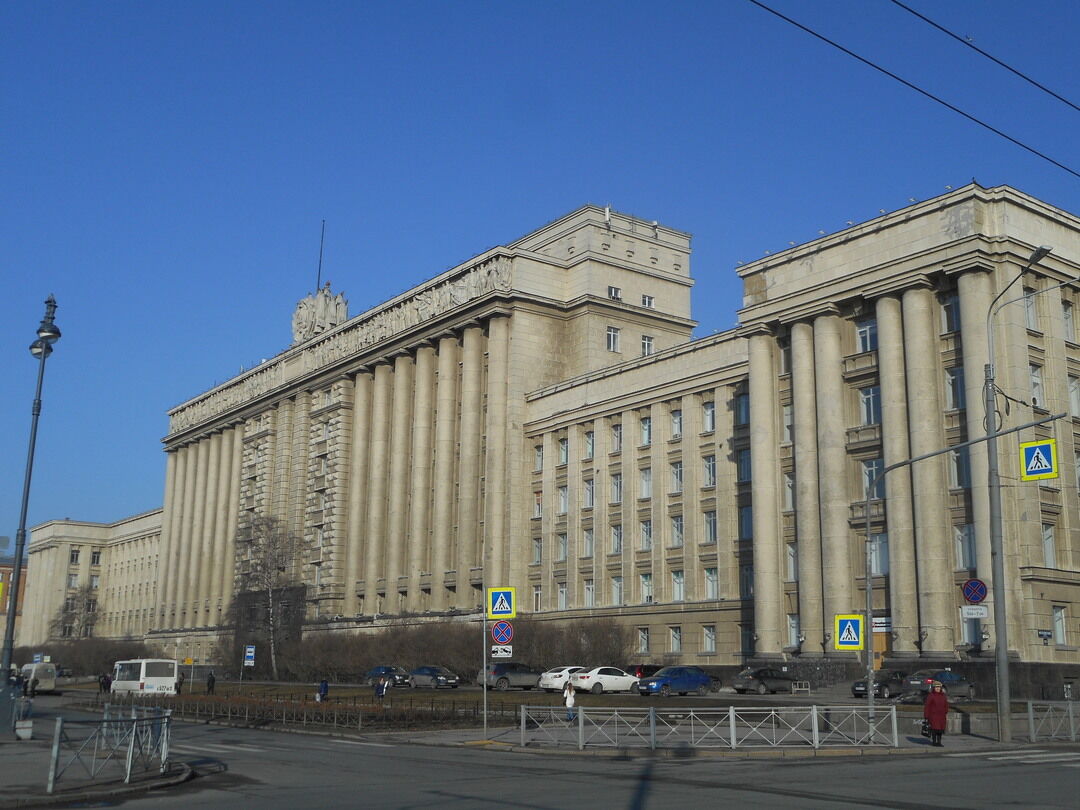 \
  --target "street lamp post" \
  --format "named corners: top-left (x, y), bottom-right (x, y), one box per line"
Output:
top-left (984, 246), bottom-right (1052, 743)
top-left (1, 295), bottom-right (62, 728)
